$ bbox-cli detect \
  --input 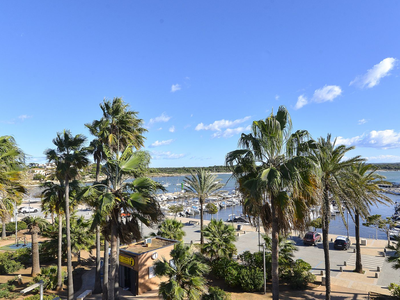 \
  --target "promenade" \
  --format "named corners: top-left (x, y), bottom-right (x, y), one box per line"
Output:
top-left (73, 216), bottom-right (399, 299)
